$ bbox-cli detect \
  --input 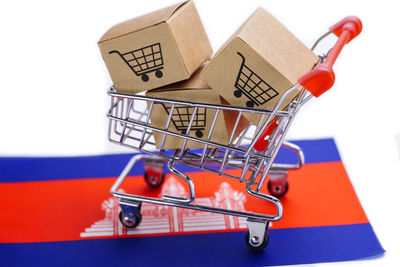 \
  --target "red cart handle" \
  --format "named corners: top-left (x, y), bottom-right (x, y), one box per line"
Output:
top-left (298, 16), bottom-right (362, 97)
top-left (254, 17), bottom-right (362, 152)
